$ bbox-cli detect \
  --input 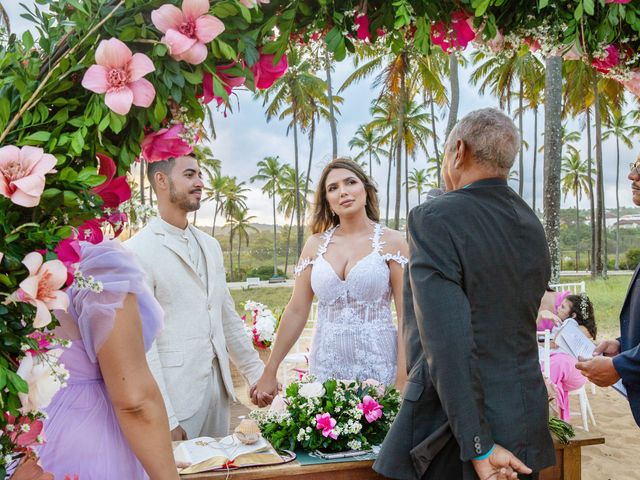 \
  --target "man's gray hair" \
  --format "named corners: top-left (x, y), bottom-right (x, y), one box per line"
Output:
top-left (446, 107), bottom-right (520, 174)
